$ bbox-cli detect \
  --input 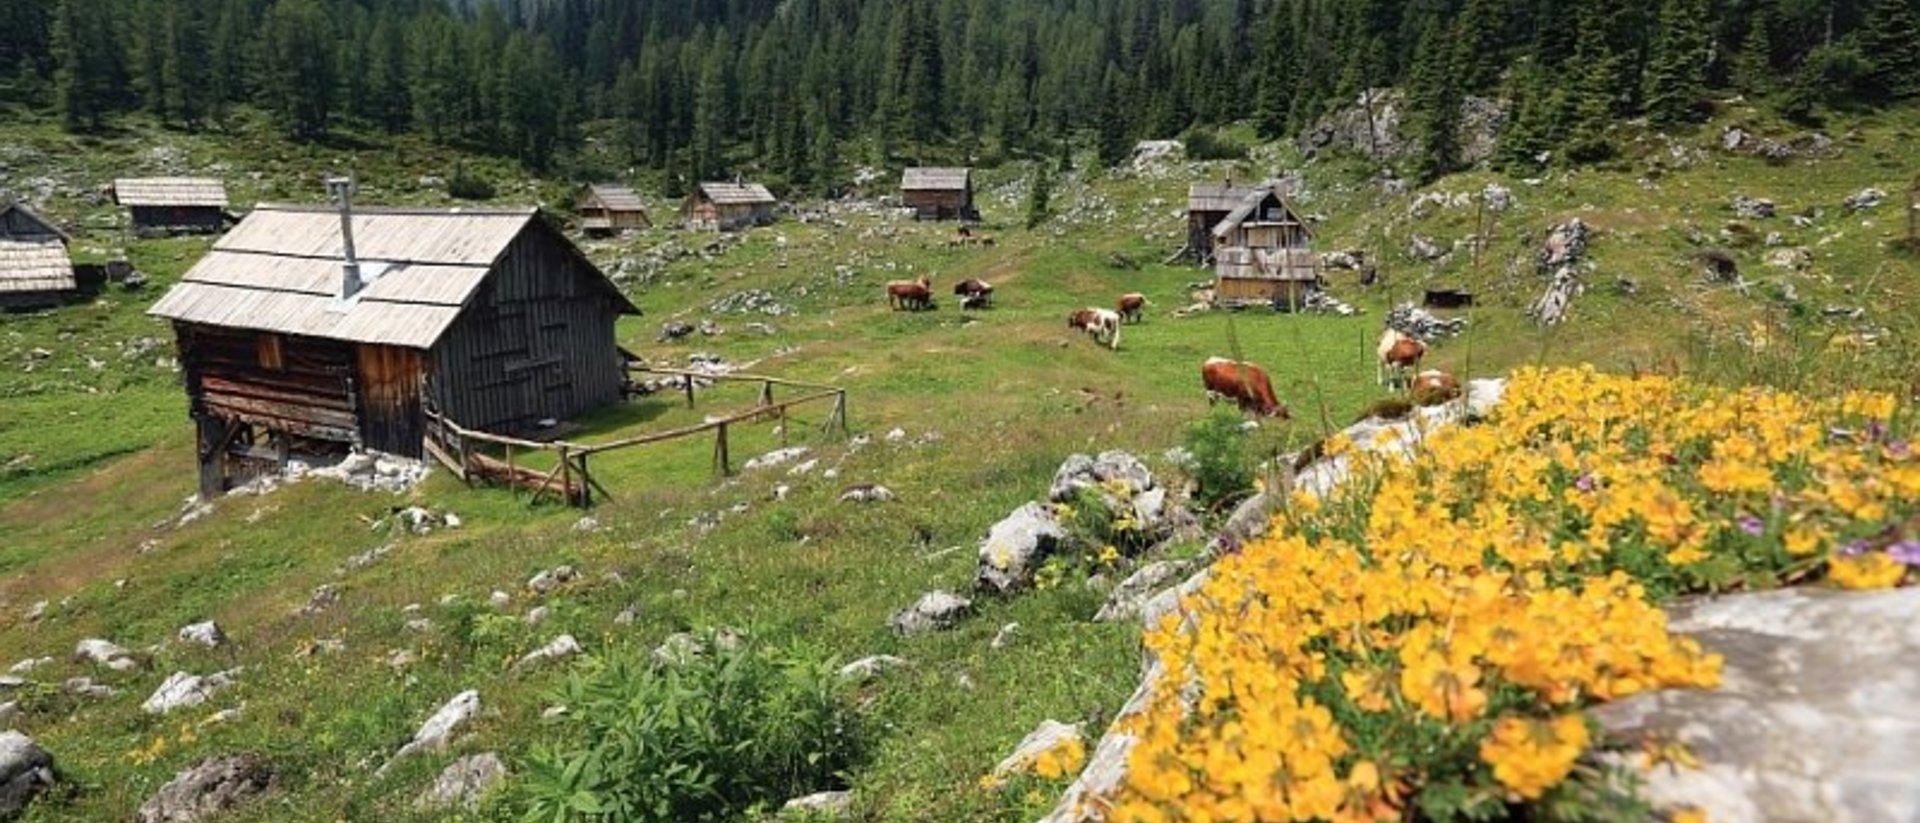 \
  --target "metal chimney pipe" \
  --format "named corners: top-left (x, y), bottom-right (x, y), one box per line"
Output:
top-left (326, 175), bottom-right (361, 300)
